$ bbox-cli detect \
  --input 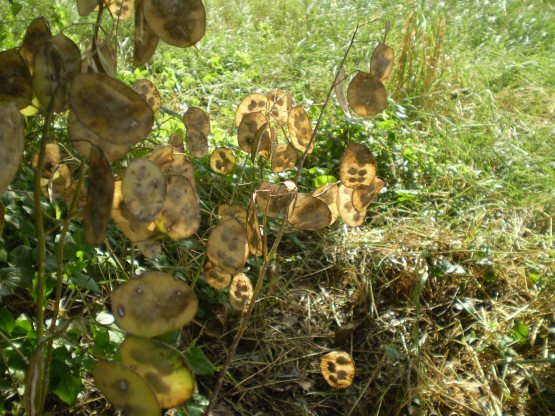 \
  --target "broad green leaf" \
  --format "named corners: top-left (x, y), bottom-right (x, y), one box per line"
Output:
top-left (313, 175), bottom-right (336, 188)
top-left (69, 272), bottom-right (100, 294)
top-left (185, 347), bottom-right (217, 376)
top-left (0, 308), bottom-right (15, 335)
top-left (52, 375), bottom-right (82, 406)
